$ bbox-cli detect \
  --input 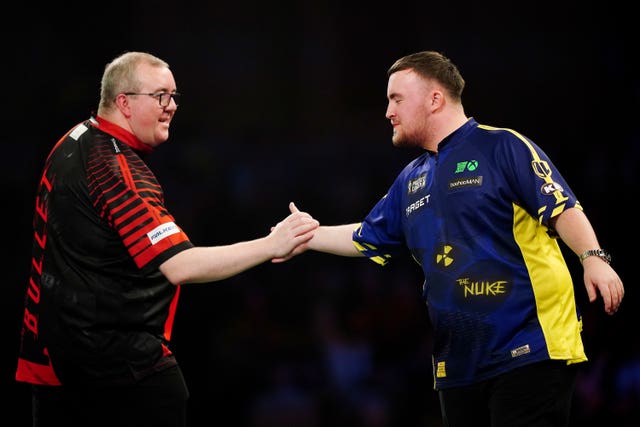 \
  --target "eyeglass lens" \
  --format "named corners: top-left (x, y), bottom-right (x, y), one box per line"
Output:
top-left (160, 93), bottom-right (180, 107)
